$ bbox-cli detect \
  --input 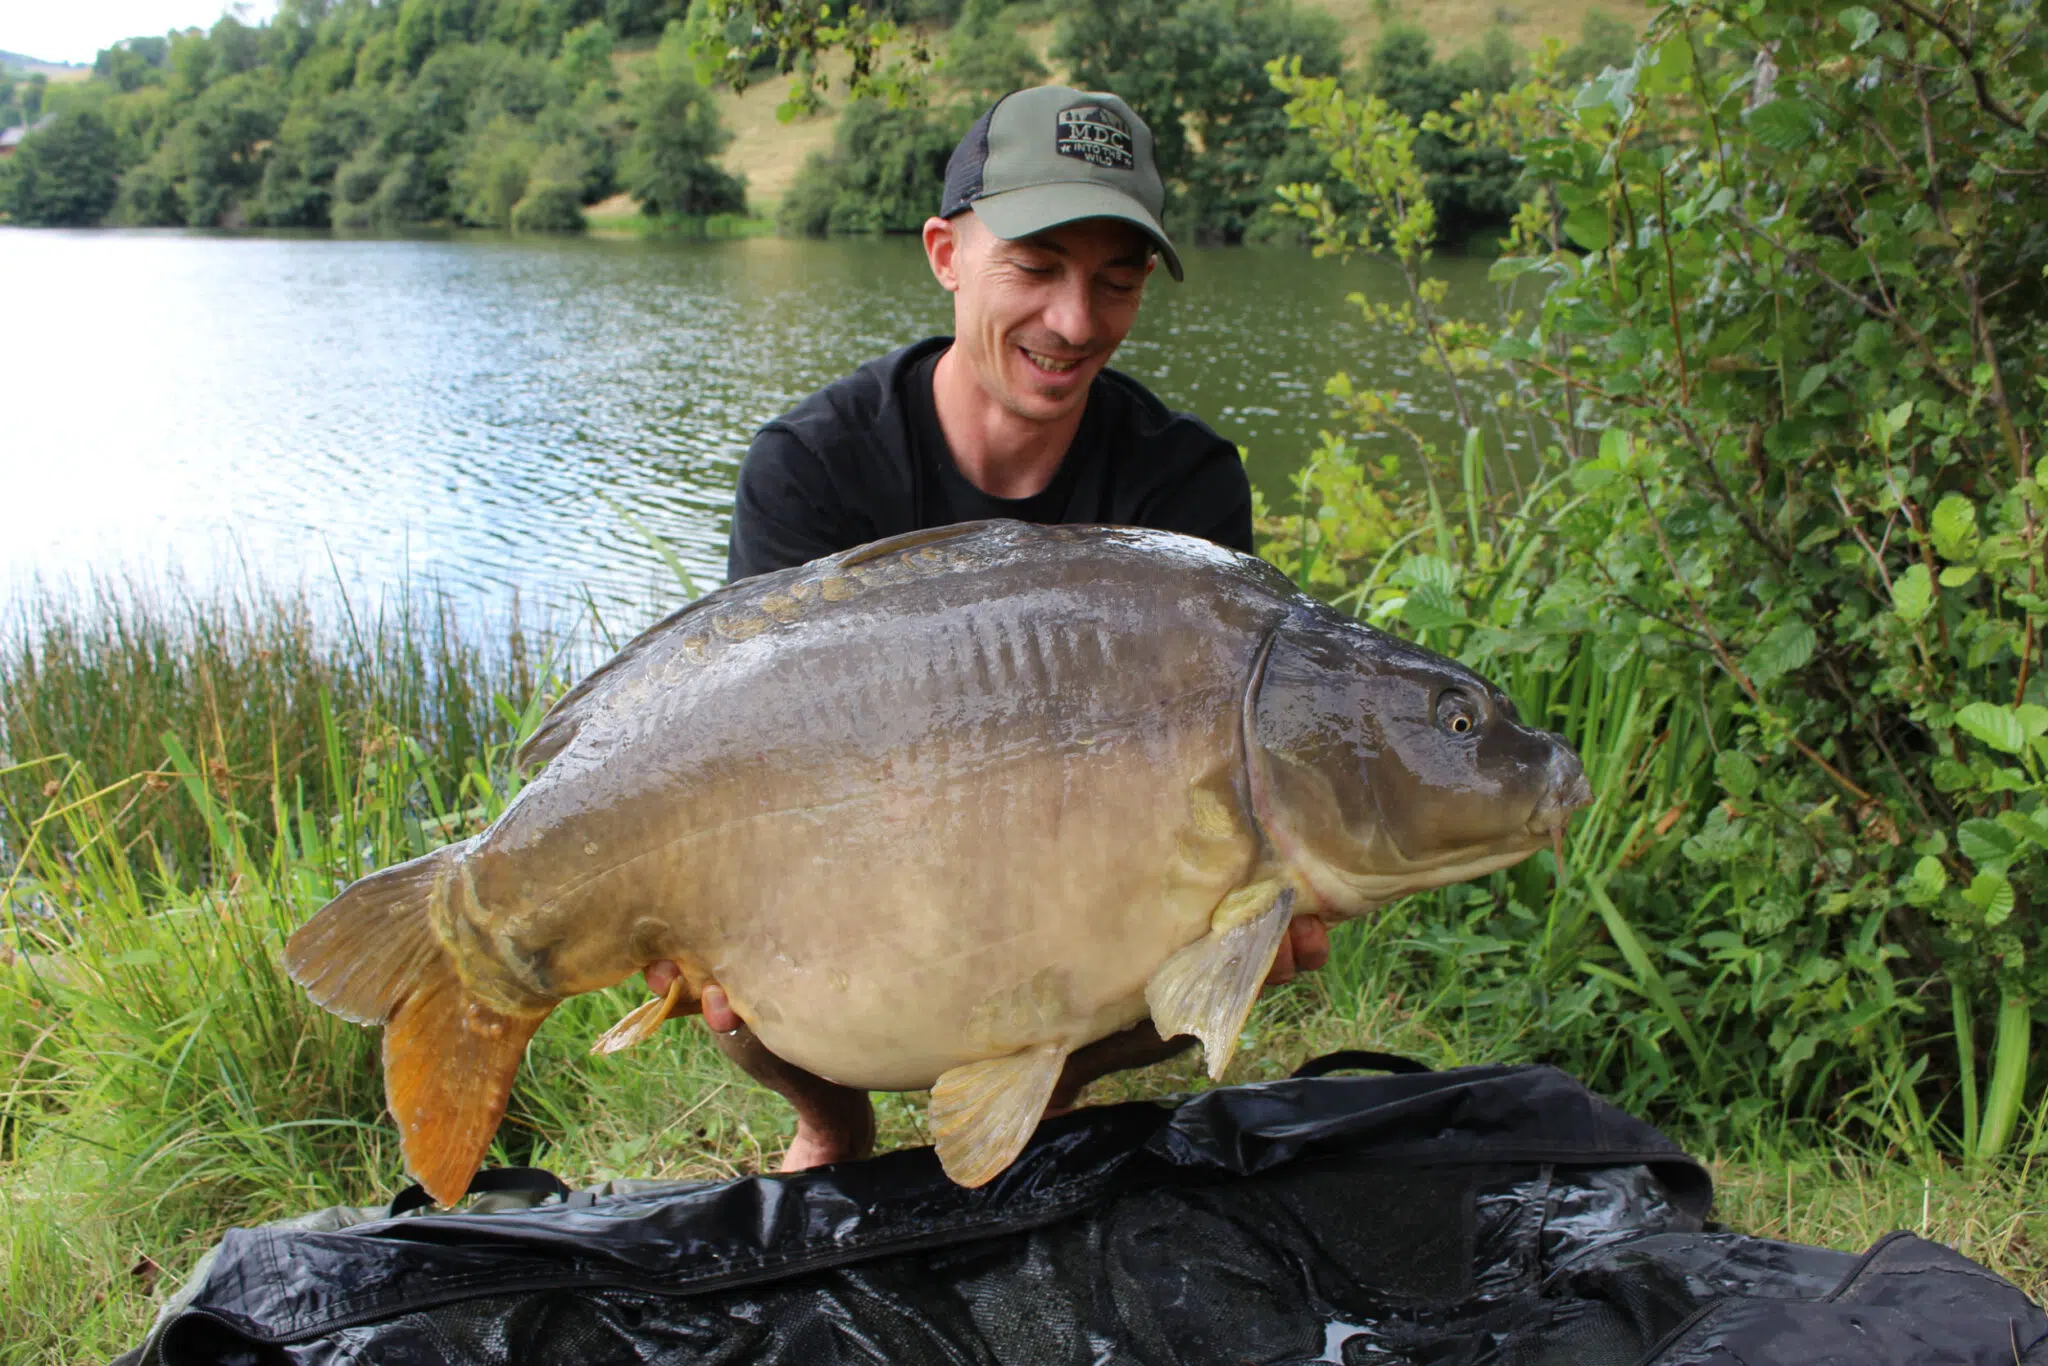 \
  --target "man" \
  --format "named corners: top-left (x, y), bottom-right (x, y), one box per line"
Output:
top-left (654, 85), bottom-right (1328, 1173)
top-left (725, 83), bottom-right (1251, 581)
